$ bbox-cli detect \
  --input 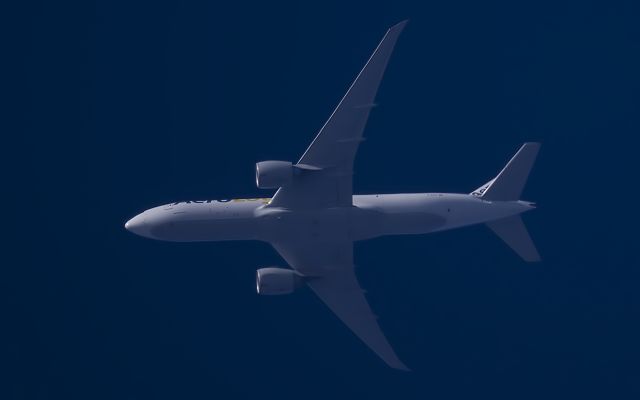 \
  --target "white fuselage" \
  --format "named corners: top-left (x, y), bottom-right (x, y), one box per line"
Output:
top-left (125, 193), bottom-right (534, 243)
